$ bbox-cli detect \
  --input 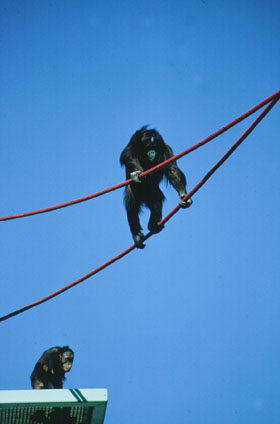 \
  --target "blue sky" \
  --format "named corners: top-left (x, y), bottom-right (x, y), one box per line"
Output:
top-left (0, 1), bottom-right (279, 423)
